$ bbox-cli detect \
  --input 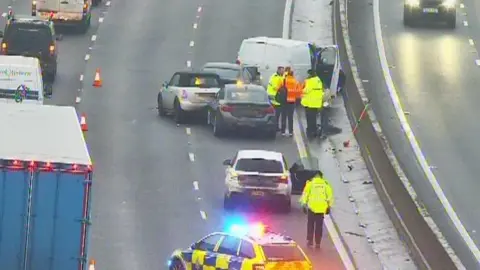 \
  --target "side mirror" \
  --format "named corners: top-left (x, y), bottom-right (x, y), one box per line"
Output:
top-left (190, 242), bottom-right (198, 250)
top-left (223, 159), bottom-right (231, 166)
